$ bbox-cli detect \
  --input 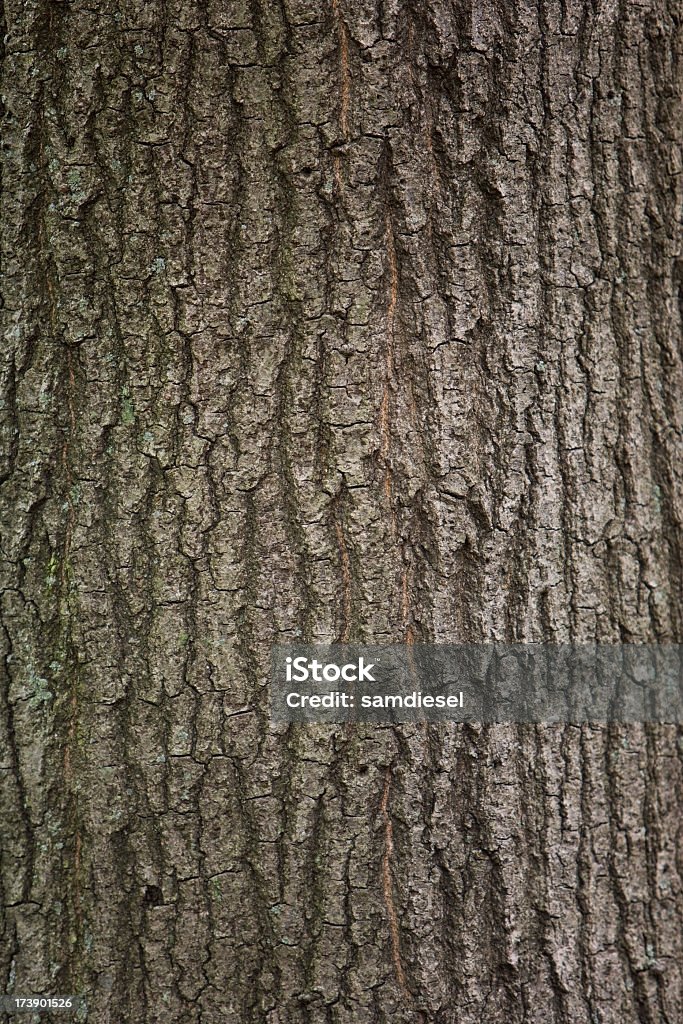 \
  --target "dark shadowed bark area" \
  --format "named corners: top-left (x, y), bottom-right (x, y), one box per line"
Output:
top-left (1, 0), bottom-right (683, 1021)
